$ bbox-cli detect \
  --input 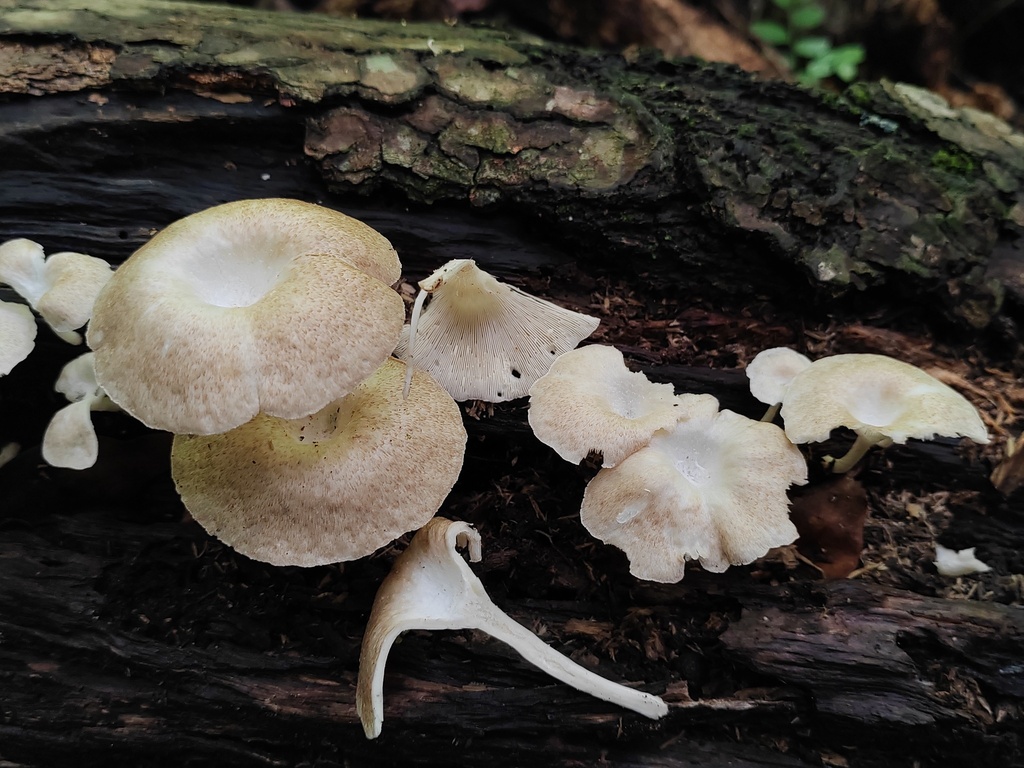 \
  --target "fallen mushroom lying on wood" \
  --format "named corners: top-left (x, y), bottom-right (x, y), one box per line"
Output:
top-left (356, 517), bottom-right (669, 739)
